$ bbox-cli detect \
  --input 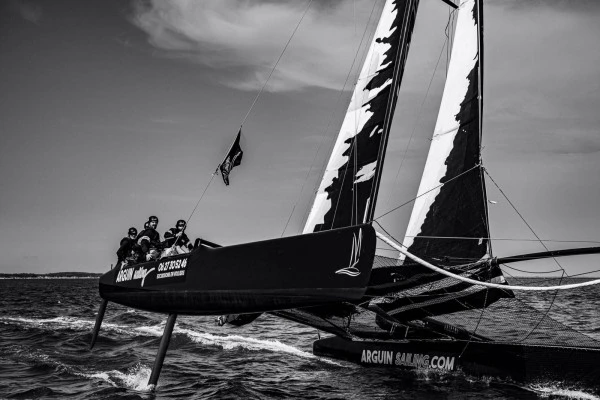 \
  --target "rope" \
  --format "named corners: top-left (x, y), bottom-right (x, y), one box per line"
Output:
top-left (380, 35), bottom-right (449, 215)
top-left (500, 264), bottom-right (564, 275)
top-left (459, 286), bottom-right (488, 358)
top-left (375, 230), bottom-right (600, 291)
top-left (484, 167), bottom-right (568, 276)
top-left (170, 172), bottom-right (217, 249)
top-left (518, 270), bottom-right (562, 343)
top-left (374, 163), bottom-right (481, 221)
top-left (239, 0), bottom-right (314, 128)
top-left (402, 235), bottom-right (600, 244)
